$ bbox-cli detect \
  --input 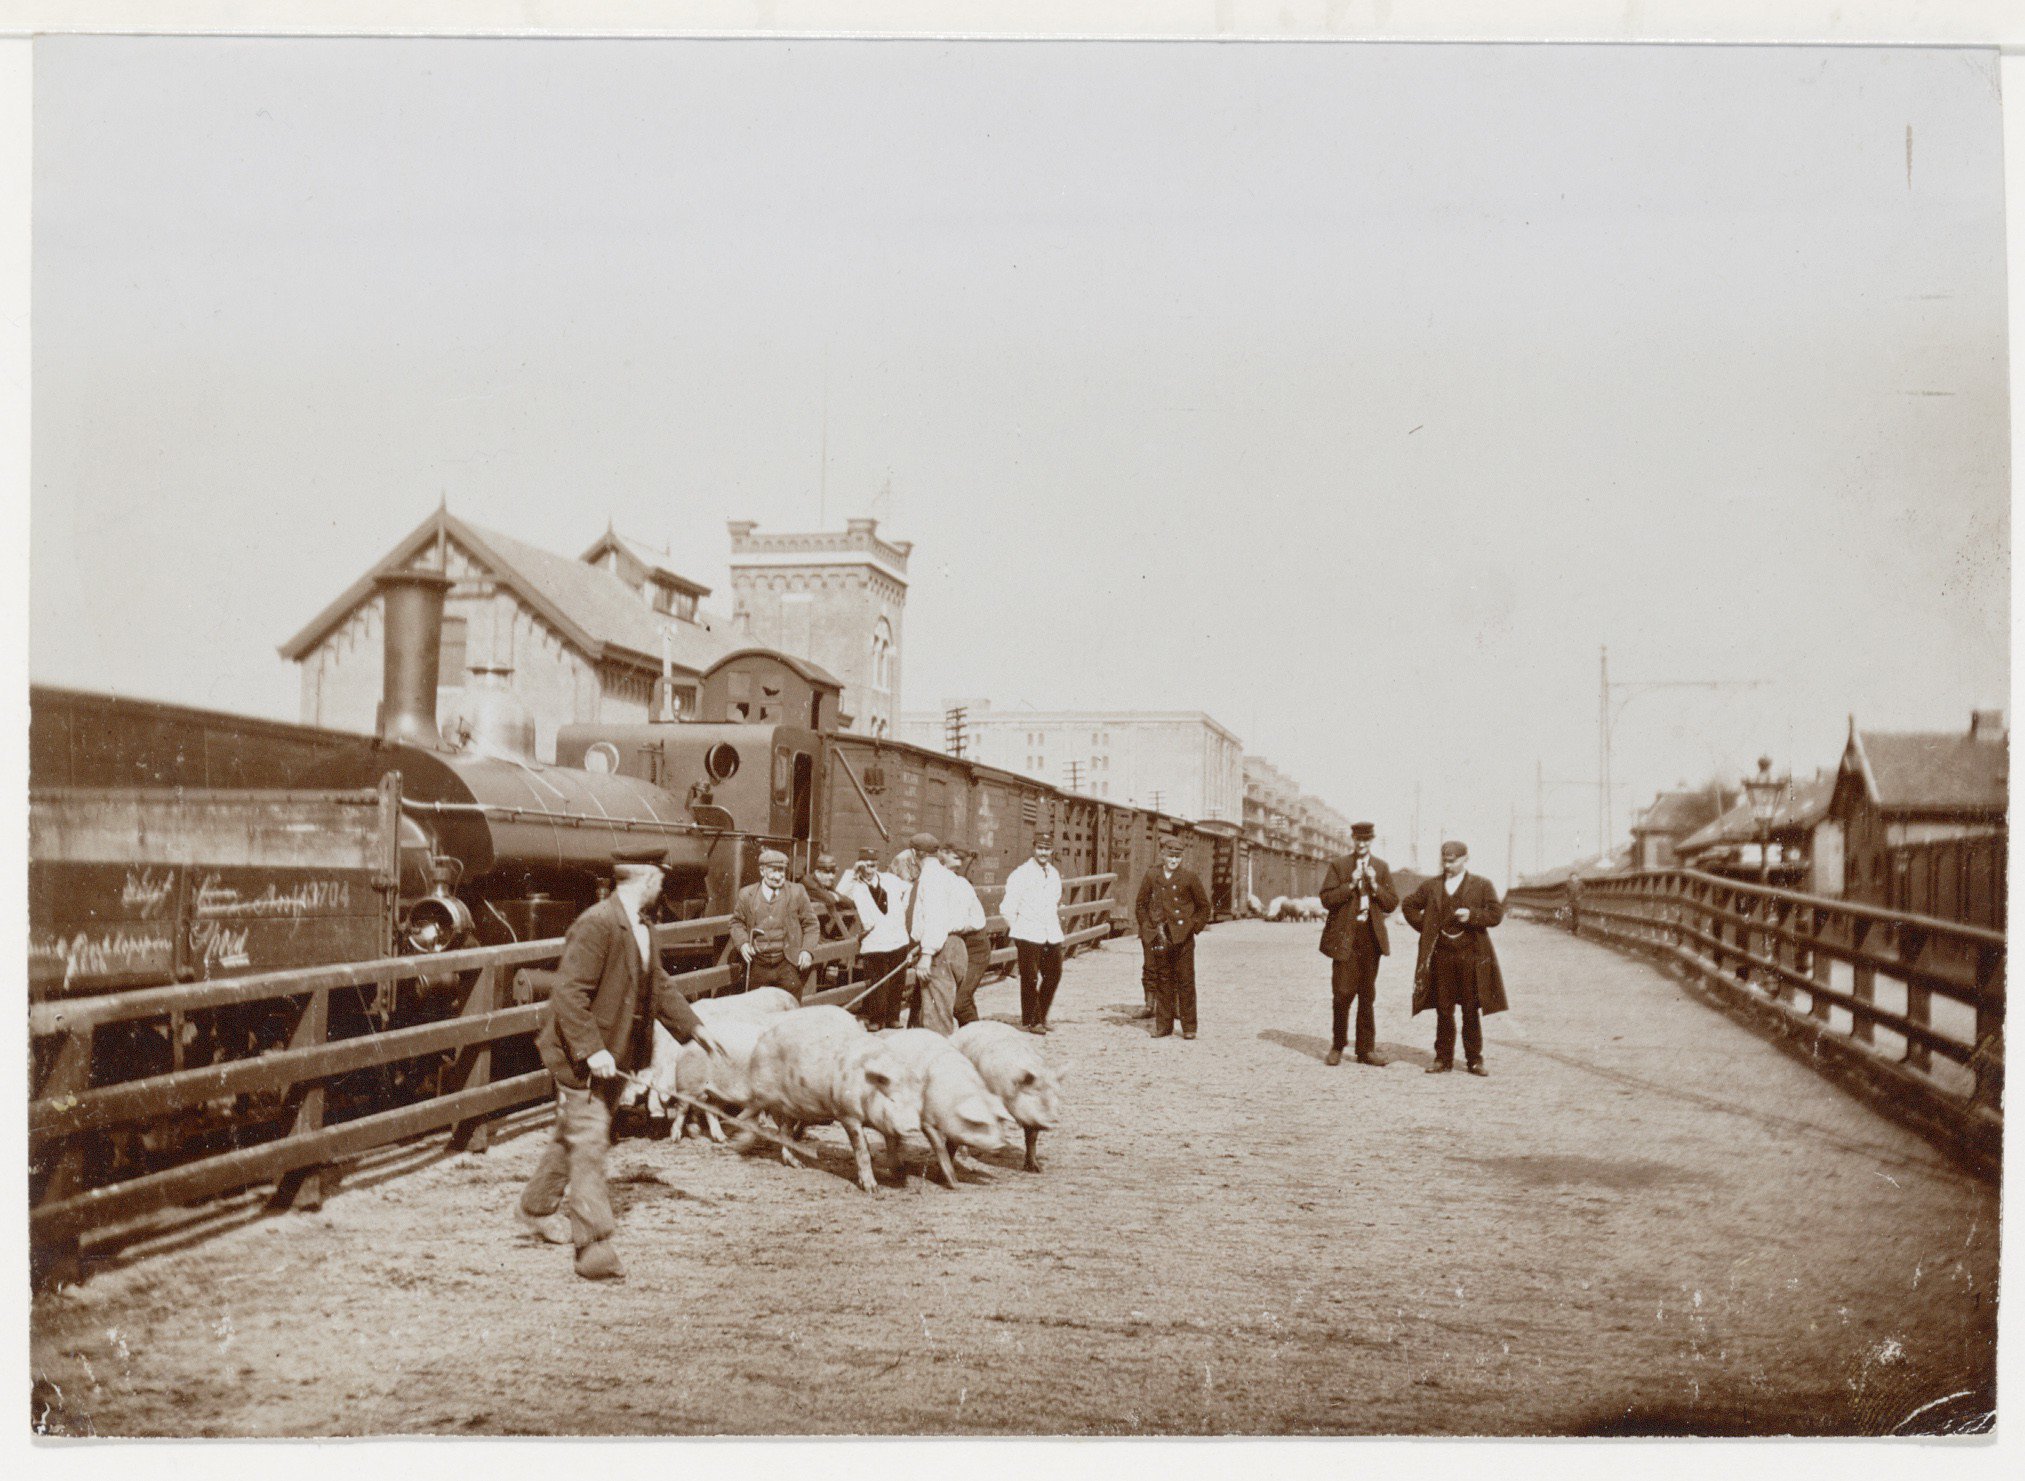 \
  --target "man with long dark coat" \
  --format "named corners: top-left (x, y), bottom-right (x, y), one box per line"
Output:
top-left (1317, 821), bottom-right (1399, 1066)
top-left (1400, 839), bottom-right (1509, 1076)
